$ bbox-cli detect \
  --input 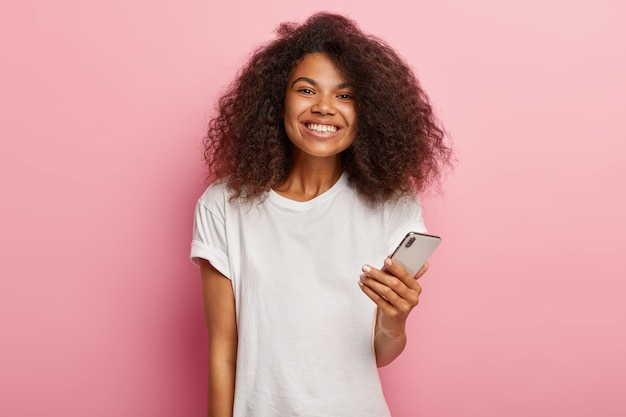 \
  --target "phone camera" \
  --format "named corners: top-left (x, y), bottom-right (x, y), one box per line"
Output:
top-left (405, 237), bottom-right (416, 248)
